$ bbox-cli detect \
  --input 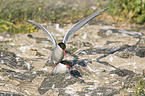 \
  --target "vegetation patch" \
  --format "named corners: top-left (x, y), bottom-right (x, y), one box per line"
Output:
top-left (0, 0), bottom-right (144, 34)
